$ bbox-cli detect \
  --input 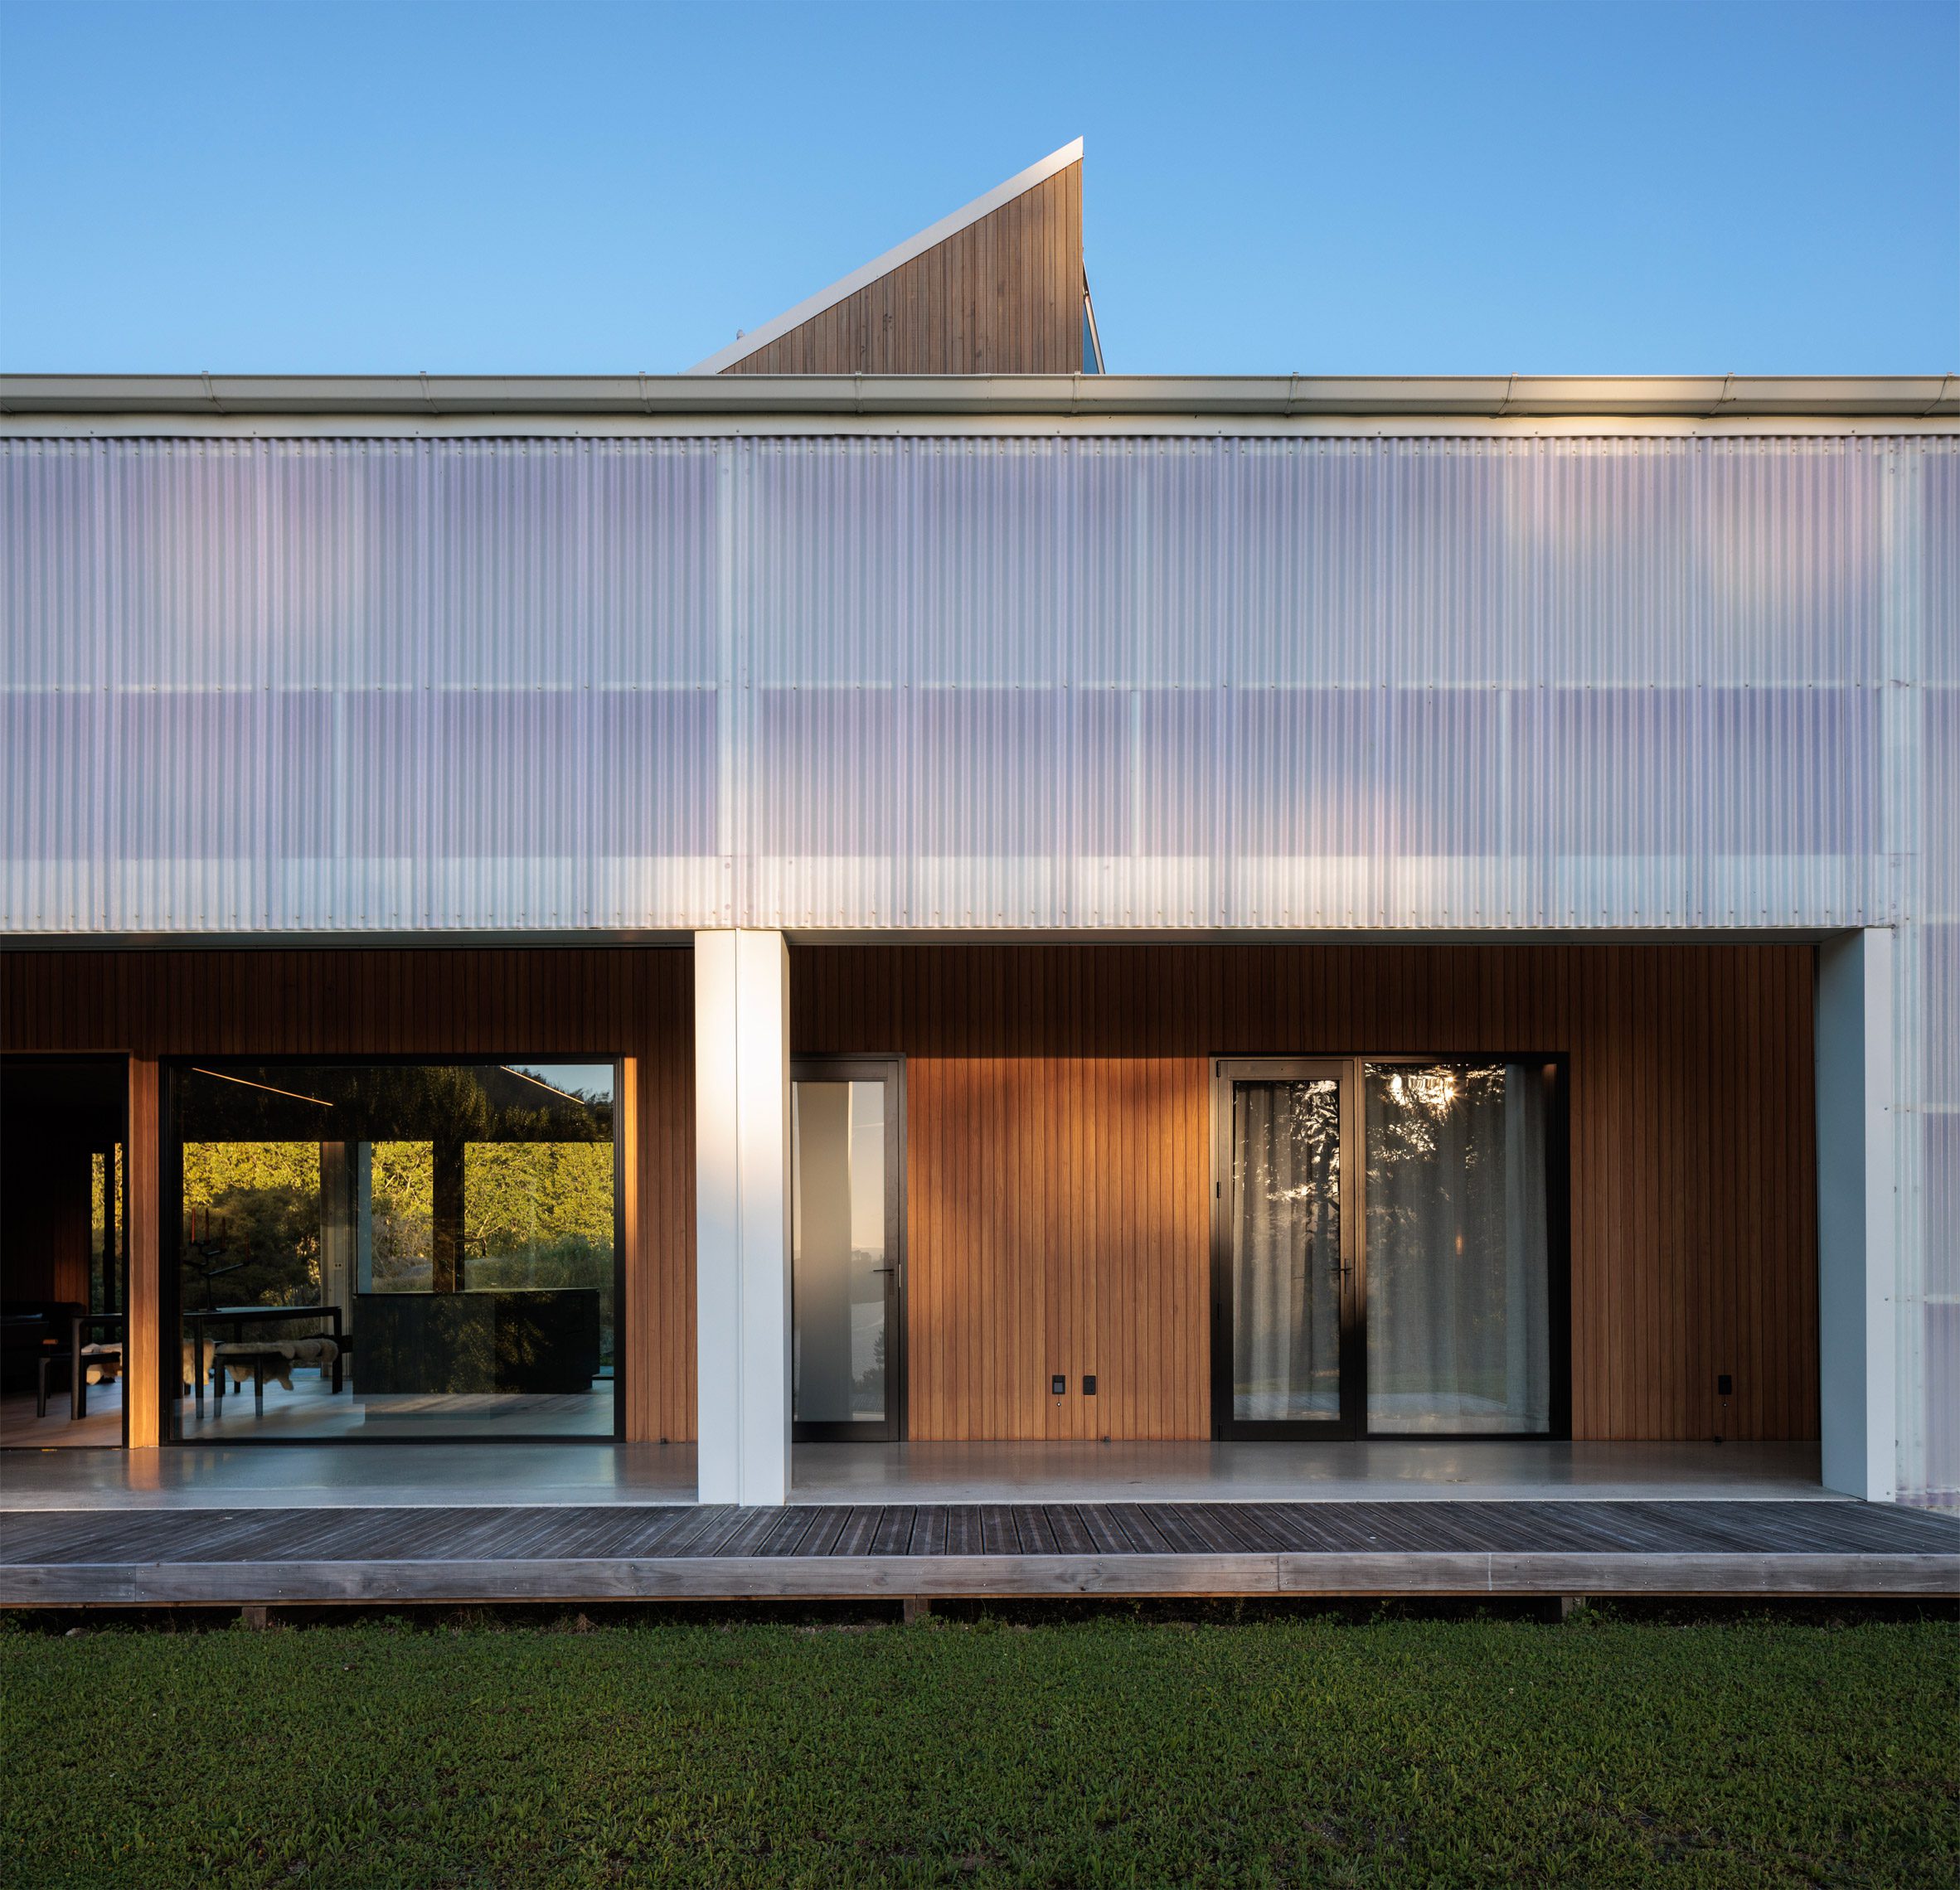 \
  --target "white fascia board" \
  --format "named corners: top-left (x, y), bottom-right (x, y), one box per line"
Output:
top-left (6, 371), bottom-right (1958, 422)
top-left (685, 139), bottom-right (1084, 376)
